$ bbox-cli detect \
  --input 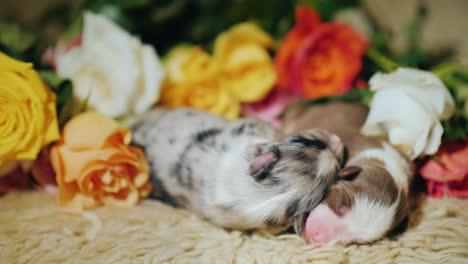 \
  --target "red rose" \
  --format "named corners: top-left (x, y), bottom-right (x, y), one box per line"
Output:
top-left (274, 6), bottom-right (368, 99)
top-left (420, 139), bottom-right (468, 198)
